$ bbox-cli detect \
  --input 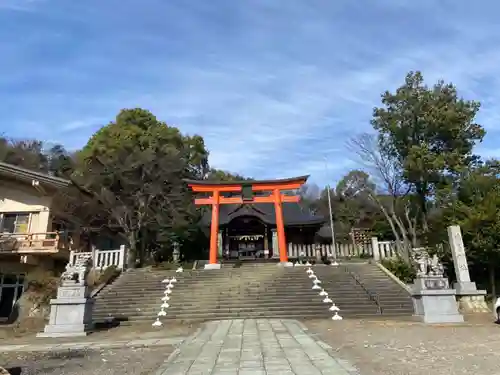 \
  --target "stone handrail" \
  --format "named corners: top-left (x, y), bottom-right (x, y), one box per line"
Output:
top-left (287, 239), bottom-right (397, 260)
top-left (70, 245), bottom-right (127, 270)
